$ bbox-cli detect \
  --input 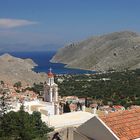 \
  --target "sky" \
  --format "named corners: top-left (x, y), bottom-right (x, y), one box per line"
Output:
top-left (0, 0), bottom-right (140, 51)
